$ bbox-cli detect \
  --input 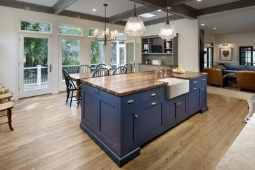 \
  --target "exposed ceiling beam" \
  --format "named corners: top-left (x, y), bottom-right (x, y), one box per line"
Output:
top-left (130, 0), bottom-right (197, 19)
top-left (198, 0), bottom-right (255, 16)
top-left (0, 0), bottom-right (53, 14)
top-left (59, 10), bottom-right (106, 23)
top-left (108, 6), bottom-right (155, 23)
top-left (53, 0), bottom-right (77, 14)
top-left (169, 0), bottom-right (193, 6)
top-left (144, 15), bottom-right (184, 26)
